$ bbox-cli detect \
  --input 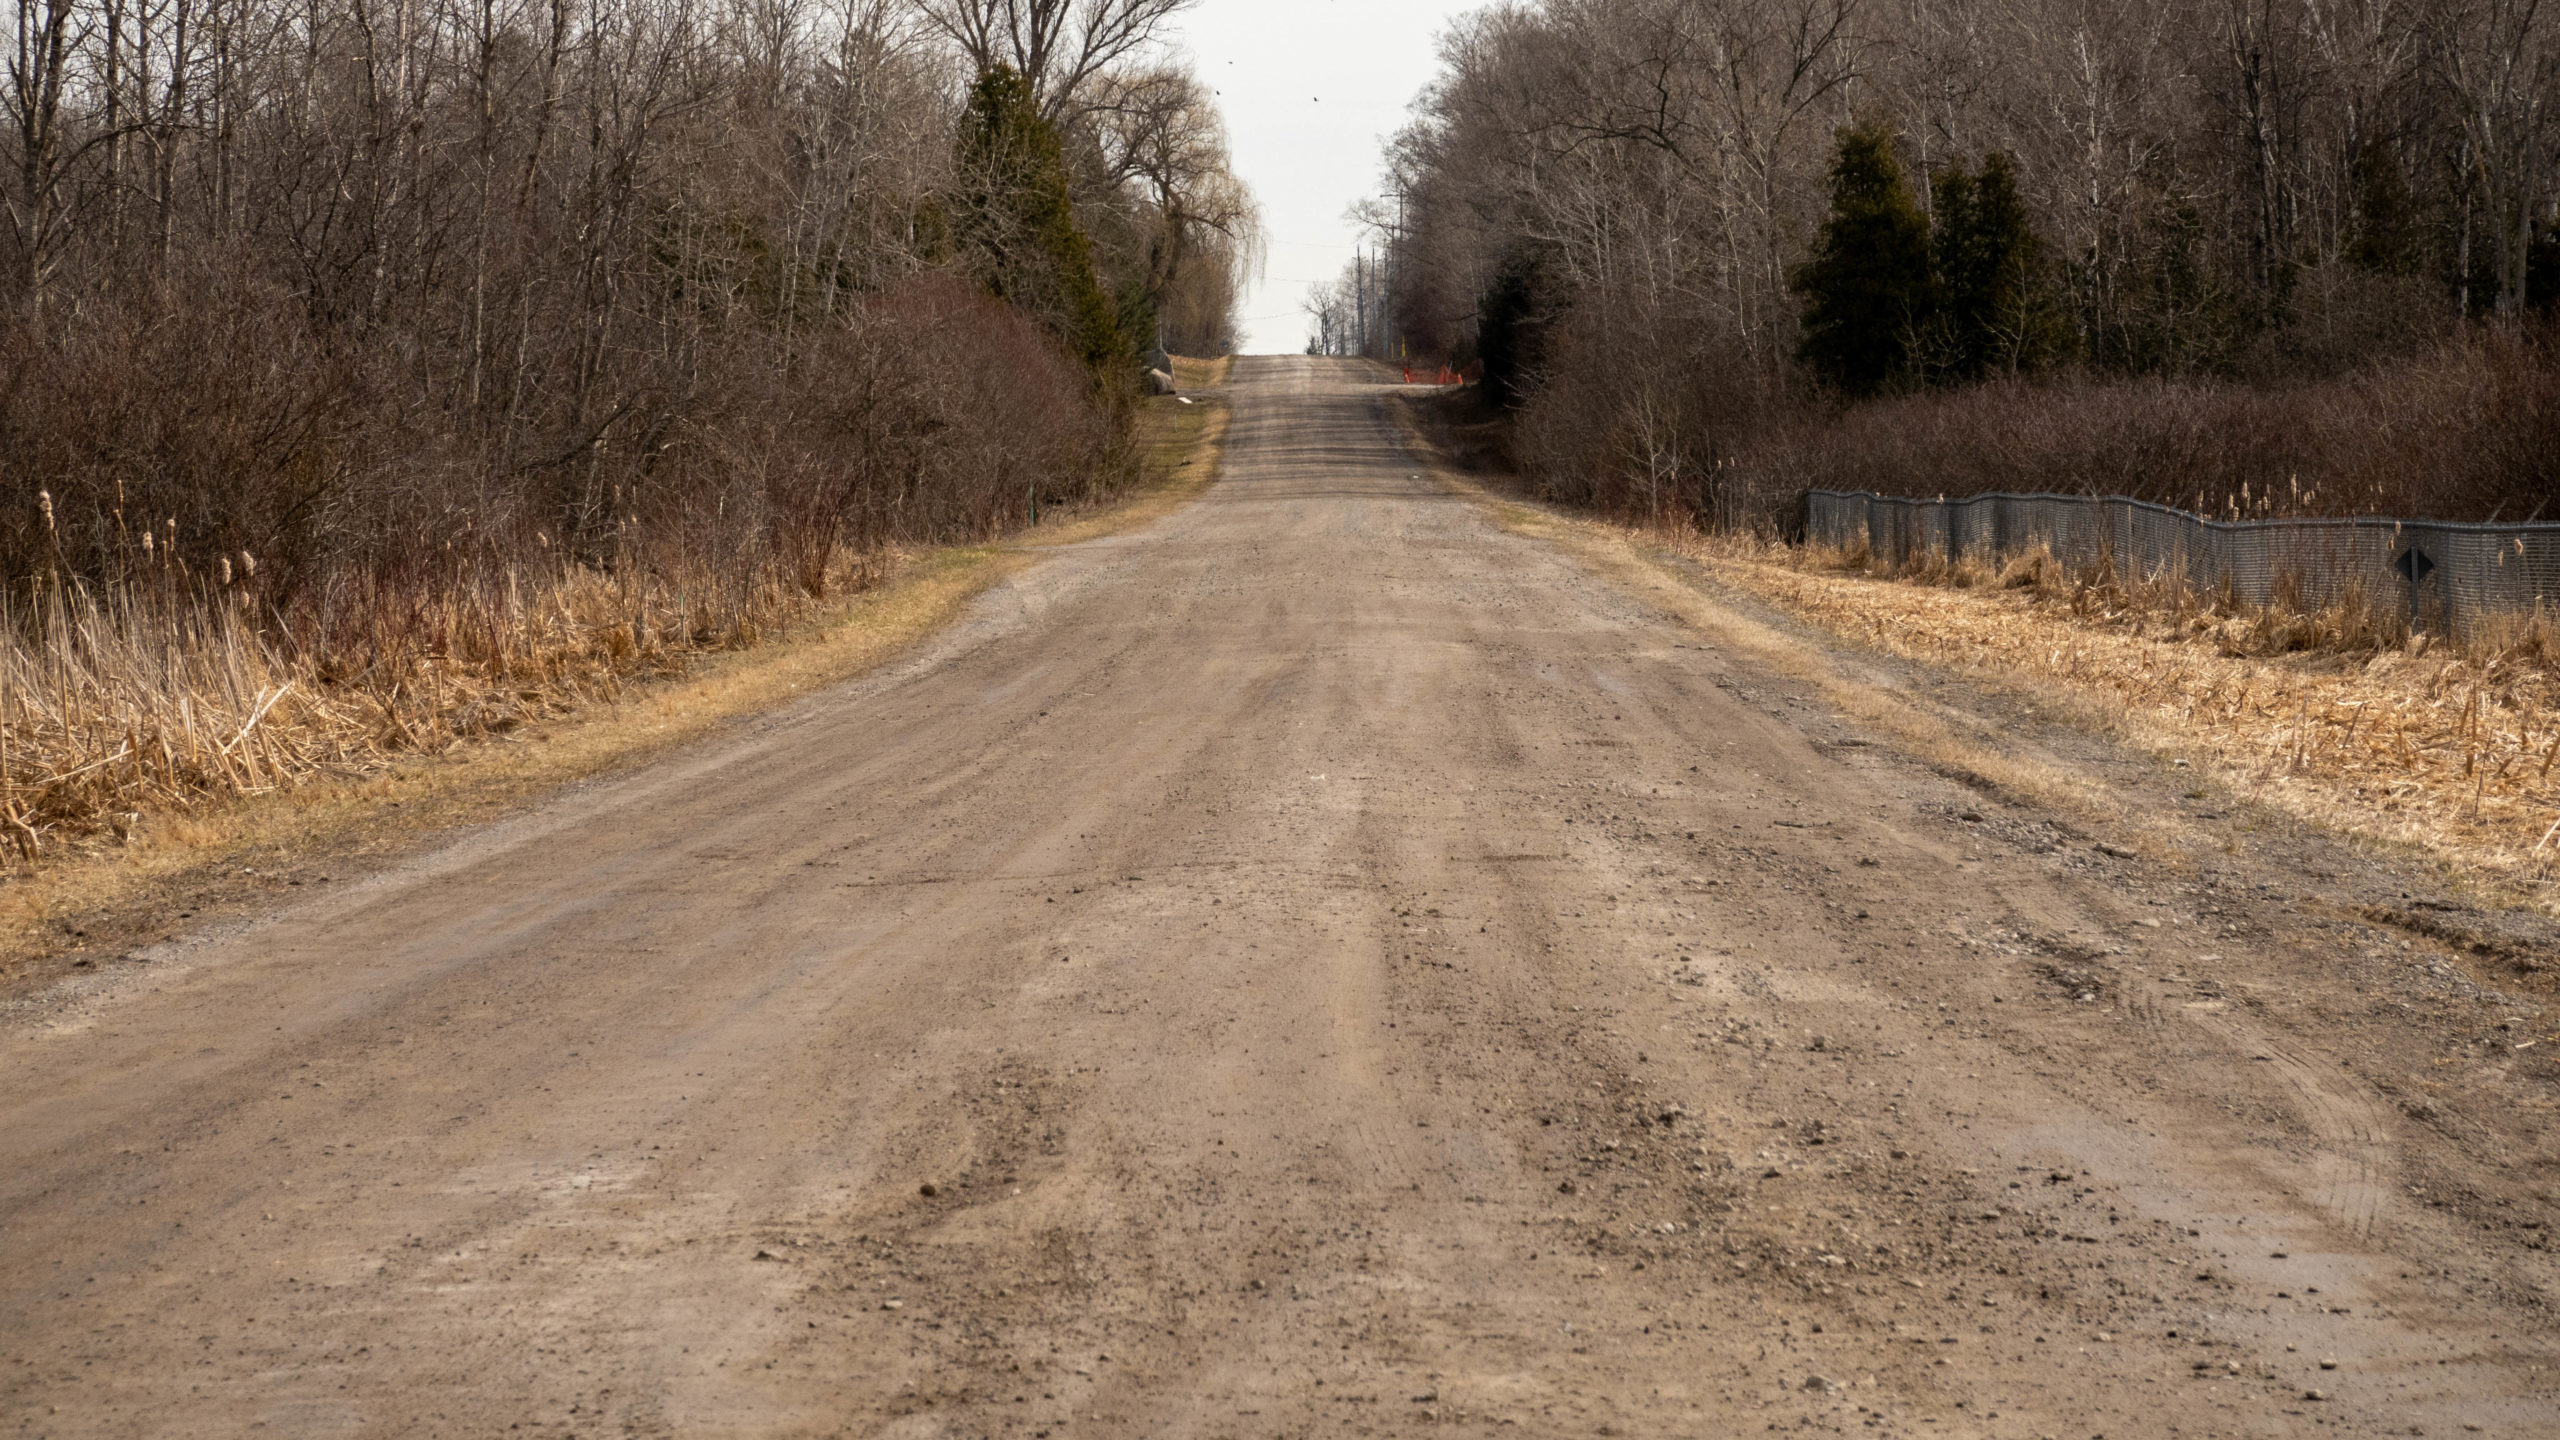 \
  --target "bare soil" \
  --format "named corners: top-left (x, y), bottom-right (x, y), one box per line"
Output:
top-left (1, 357), bottom-right (2552, 1438)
